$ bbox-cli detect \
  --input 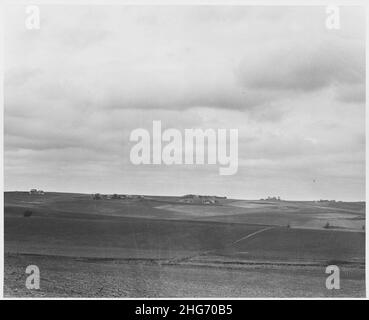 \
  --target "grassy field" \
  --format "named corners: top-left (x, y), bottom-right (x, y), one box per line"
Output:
top-left (4, 192), bottom-right (365, 297)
